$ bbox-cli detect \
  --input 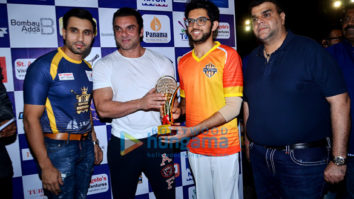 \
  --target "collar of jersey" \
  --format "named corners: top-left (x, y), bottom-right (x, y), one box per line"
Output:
top-left (192, 41), bottom-right (221, 62)
top-left (58, 47), bottom-right (82, 64)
